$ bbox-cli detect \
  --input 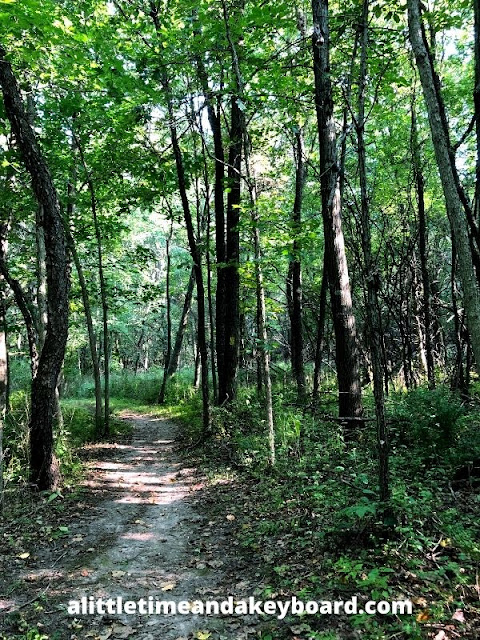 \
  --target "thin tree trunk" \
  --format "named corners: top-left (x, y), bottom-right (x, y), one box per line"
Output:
top-left (0, 222), bottom-right (39, 377)
top-left (411, 100), bottom-right (435, 387)
top-left (311, 0), bottom-right (363, 419)
top-left (0, 44), bottom-right (70, 490)
top-left (65, 142), bottom-right (103, 431)
top-left (289, 129), bottom-right (307, 399)
top-left (408, 0), bottom-right (480, 368)
top-left (73, 133), bottom-right (110, 436)
top-left (159, 223), bottom-right (173, 403)
top-left (312, 251), bottom-right (328, 403)
top-left (0, 283), bottom-right (7, 512)
top-left (150, 2), bottom-right (210, 433)
top-left (355, 0), bottom-right (390, 511)
top-left (193, 32), bottom-right (225, 405)
top-left (158, 267), bottom-right (195, 404)
top-left (474, 0), bottom-right (480, 226)
top-left (64, 225), bottom-right (103, 432)
top-left (253, 218), bottom-right (275, 465)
